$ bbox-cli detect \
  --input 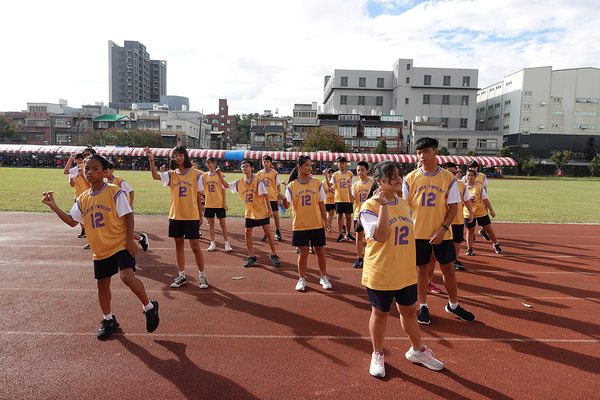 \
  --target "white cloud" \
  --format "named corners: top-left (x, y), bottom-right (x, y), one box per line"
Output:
top-left (1, 0), bottom-right (599, 116)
